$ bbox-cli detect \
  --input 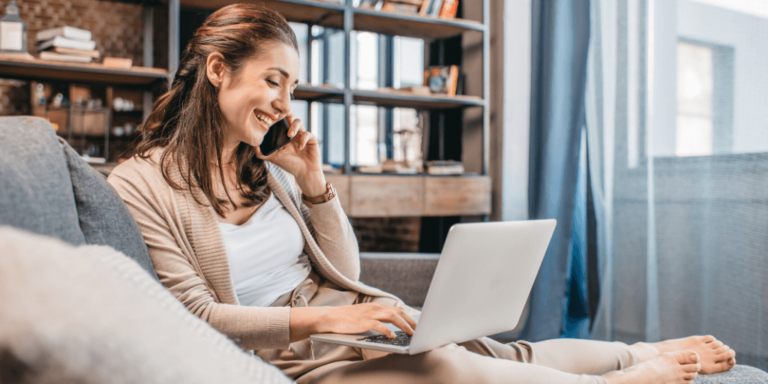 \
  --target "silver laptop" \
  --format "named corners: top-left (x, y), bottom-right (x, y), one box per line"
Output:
top-left (310, 219), bottom-right (556, 355)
